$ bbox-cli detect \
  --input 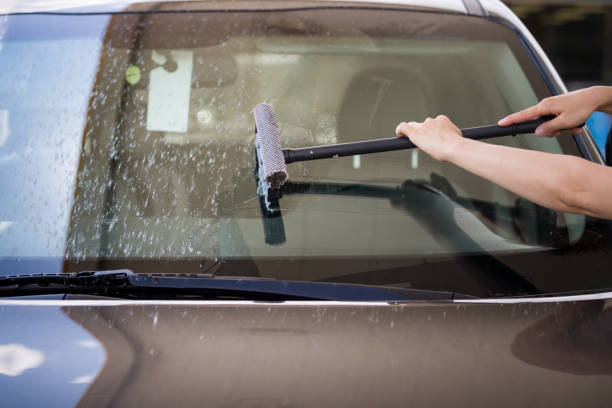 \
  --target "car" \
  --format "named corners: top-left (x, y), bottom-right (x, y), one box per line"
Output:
top-left (0, 0), bottom-right (611, 406)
